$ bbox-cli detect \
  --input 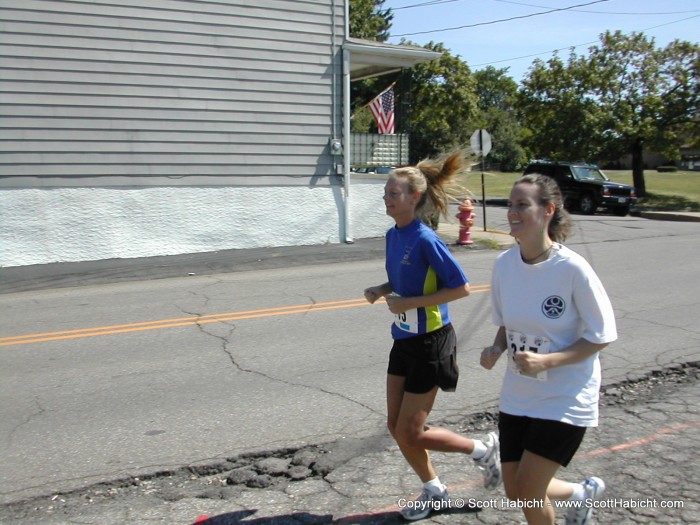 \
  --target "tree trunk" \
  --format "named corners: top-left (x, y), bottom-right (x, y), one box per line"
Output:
top-left (631, 137), bottom-right (646, 197)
